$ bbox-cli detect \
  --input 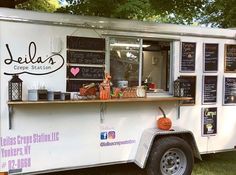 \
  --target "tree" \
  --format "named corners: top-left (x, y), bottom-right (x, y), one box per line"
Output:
top-left (149, 0), bottom-right (207, 25)
top-left (2, 0), bottom-right (236, 28)
top-left (57, 0), bottom-right (206, 25)
top-left (16, 0), bottom-right (60, 13)
top-left (57, 0), bottom-right (236, 28)
top-left (57, 0), bottom-right (156, 20)
top-left (199, 0), bottom-right (236, 28)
